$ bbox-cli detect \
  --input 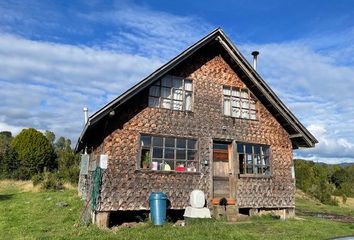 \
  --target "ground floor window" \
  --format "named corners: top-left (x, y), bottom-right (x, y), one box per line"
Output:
top-left (139, 134), bottom-right (198, 172)
top-left (237, 143), bottom-right (270, 176)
